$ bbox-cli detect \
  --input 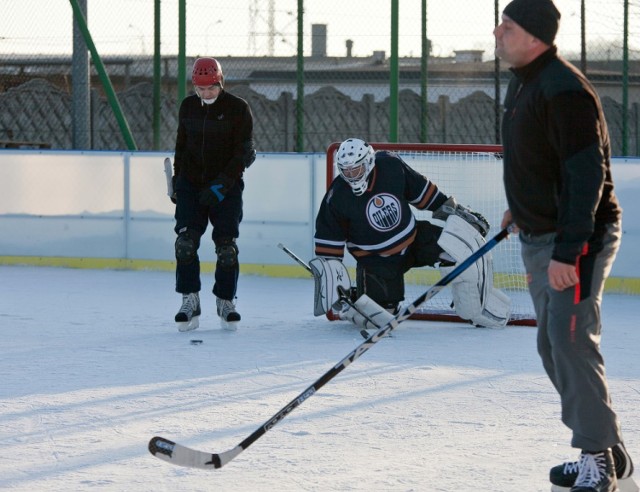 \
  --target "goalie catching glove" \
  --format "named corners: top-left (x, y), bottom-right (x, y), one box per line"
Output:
top-left (437, 215), bottom-right (511, 327)
top-left (433, 196), bottom-right (490, 237)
